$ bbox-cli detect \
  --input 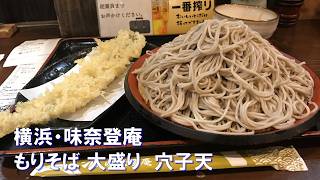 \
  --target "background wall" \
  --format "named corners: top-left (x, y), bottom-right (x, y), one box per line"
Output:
top-left (0, 0), bottom-right (56, 23)
top-left (0, 0), bottom-right (319, 23)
